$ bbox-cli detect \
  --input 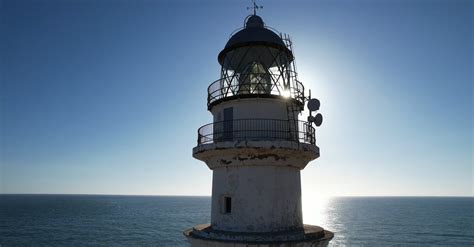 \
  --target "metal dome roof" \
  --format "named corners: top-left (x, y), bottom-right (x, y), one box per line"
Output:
top-left (218, 15), bottom-right (292, 65)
